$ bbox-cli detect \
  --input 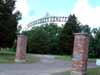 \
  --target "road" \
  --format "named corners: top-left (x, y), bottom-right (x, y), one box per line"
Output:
top-left (0, 59), bottom-right (98, 75)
